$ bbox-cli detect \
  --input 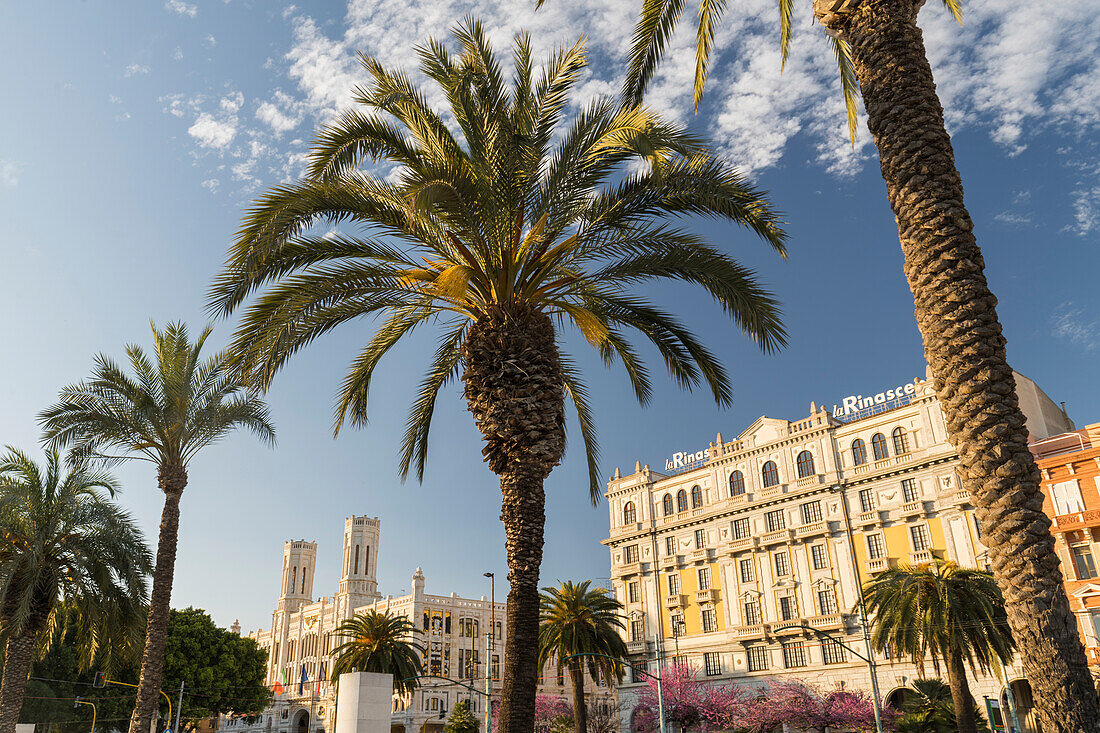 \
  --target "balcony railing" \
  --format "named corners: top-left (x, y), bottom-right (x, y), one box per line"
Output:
top-left (695, 589), bottom-right (719, 604)
top-left (806, 614), bottom-right (845, 630)
top-left (761, 528), bottom-right (794, 546)
top-left (724, 537), bottom-right (758, 554)
top-left (1052, 510), bottom-right (1100, 532)
top-left (856, 510), bottom-right (881, 527)
top-left (795, 474), bottom-right (823, 488)
top-left (665, 594), bottom-right (688, 608)
top-left (690, 548), bottom-right (712, 564)
top-left (909, 549), bottom-right (934, 565)
top-left (795, 521), bottom-right (828, 539)
top-left (953, 489), bottom-right (972, 505)
top-left (760, 484), bottom-right (787, 499)
top-left (867, 557), bottom-right (892, 573)
top-left (733, 624), bottom-right (765, 640)
top-left (901, 500), bottom-right (924, 517)
top-left (626, 640), bottom-right (648, 655)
